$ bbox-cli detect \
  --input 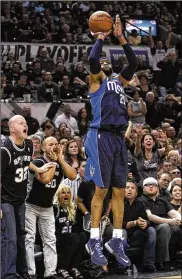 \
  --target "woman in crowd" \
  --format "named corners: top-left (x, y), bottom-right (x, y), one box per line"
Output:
top-left (136, 75), bottom-right (152, 100)
top-left (64, 139), bottom-right (84, 172)
top-left (77, 108), bottom-right (90, 137)
top-left (54, 184), bottom-right (87, 279)
top-left (62, 127), bottom-right (72, 140)
top-left (134, 126), bottom-right (172, 189)
top-left (53, 128), bottom-right (62, 142)
top-left (167, 150), bottom-right (181, 170)
top-left (170, 184), bottom-right (181, 211)
top-left (58, 122), bottom-right (68, 137)
top-left (128, 91), bottom-right (147, 125)
top-left (40, 120), bottom-right (55, 137)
